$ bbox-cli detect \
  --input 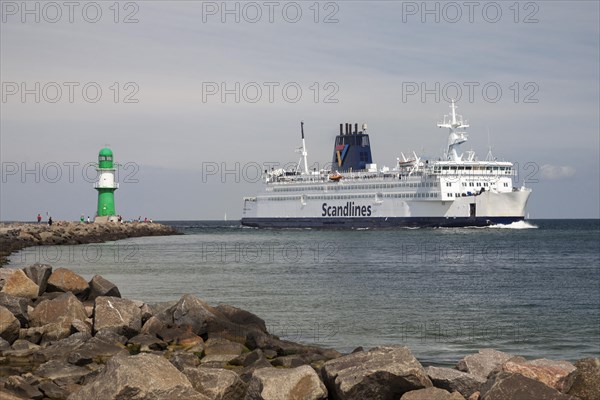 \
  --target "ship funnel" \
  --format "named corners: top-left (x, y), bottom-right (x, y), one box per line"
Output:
top-left (331, 122), bottom-right (373, 171)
